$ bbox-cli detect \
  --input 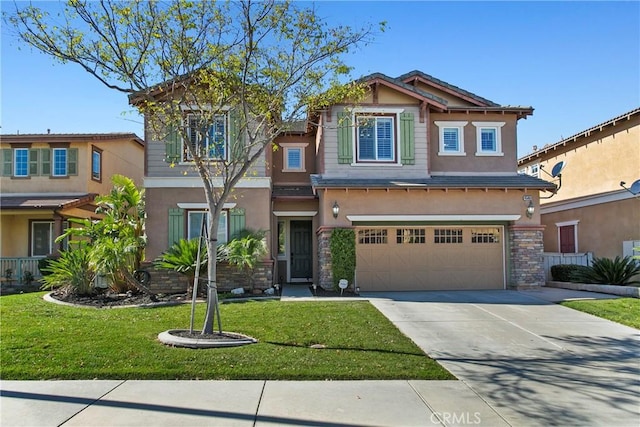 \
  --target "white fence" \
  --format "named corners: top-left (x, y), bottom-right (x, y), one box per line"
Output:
top-left (0, 257), bottom-right (43, 284)
top-left (542, 252), bottom-right (593, 281)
